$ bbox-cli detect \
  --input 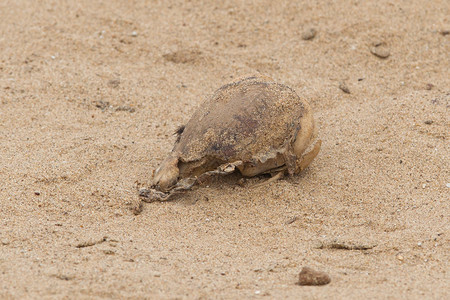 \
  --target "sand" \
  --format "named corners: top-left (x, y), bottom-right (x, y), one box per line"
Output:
top-left (0, 0), bottom-right (449, 299)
